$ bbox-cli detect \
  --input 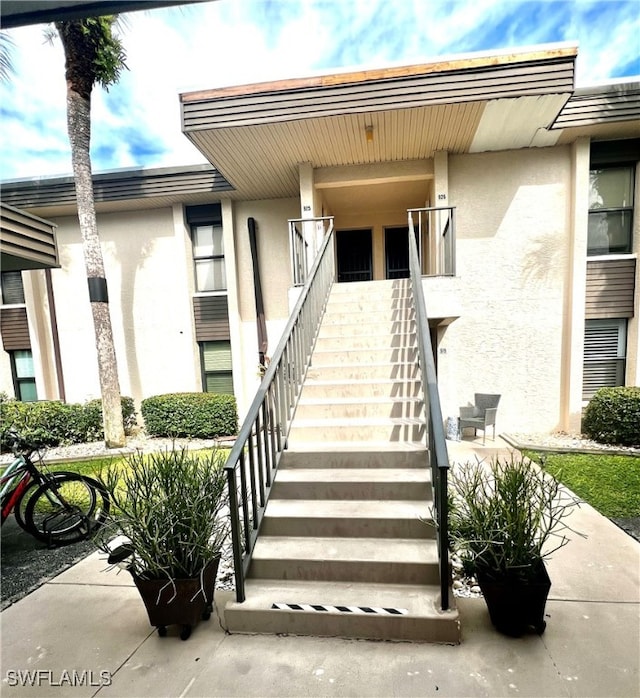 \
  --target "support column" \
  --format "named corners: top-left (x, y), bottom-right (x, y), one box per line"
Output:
top-left (560, 137), bottom-right (590, 431)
